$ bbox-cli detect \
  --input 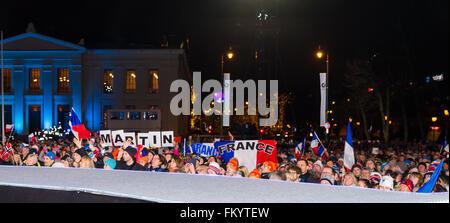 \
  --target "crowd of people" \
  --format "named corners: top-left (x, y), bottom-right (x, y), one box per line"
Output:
top-left (1, 135), bottom-right (448, 193)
